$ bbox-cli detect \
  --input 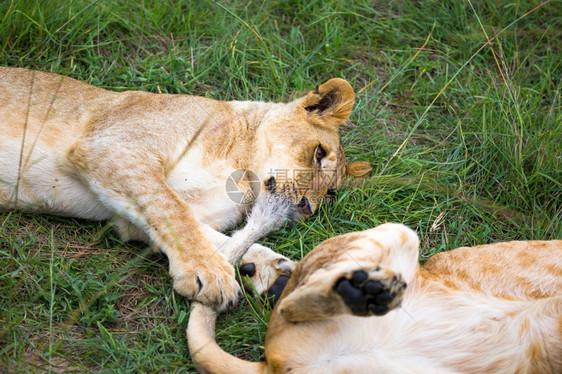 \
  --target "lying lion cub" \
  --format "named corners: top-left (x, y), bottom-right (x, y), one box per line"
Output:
top-left (188, 223), bottom-right (562, 373)
top-left (0, 67), bottom-right (370, 310)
